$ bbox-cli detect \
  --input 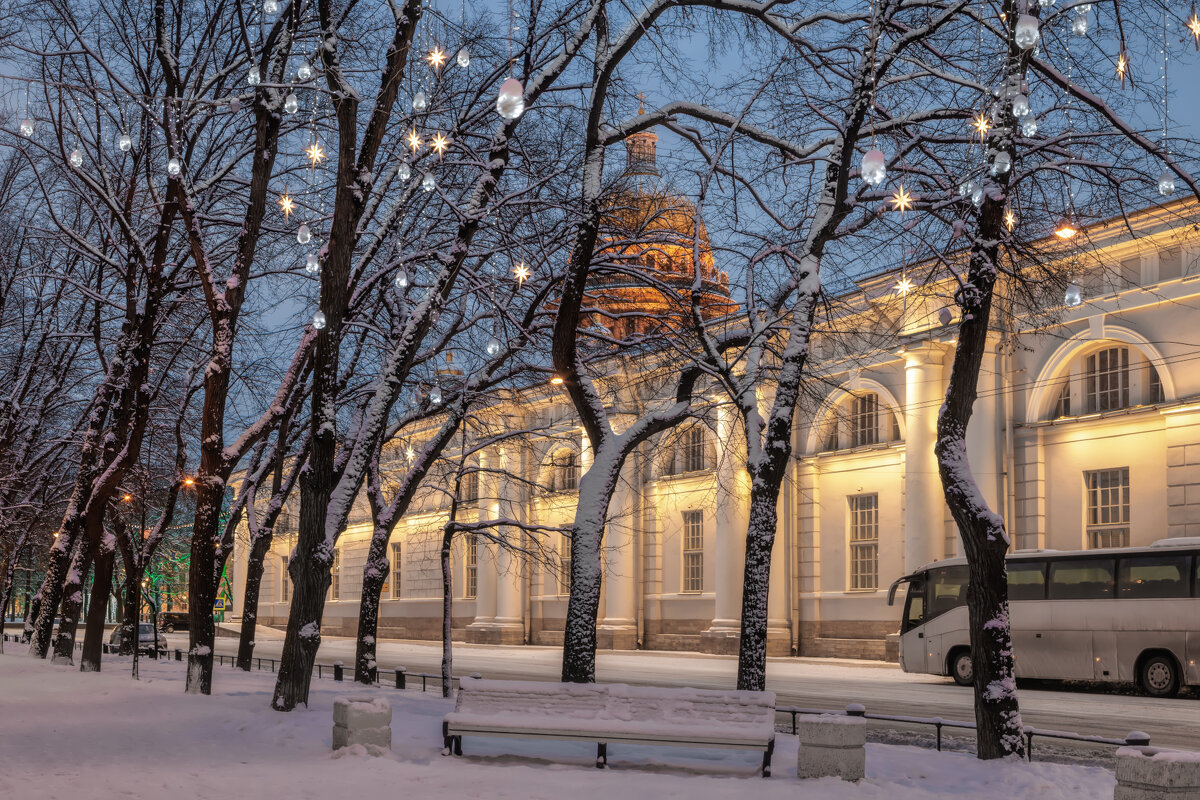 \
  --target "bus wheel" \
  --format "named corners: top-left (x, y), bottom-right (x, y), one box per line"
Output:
top-left (163, 624), bottom-right (175, 633)
top-left (950, 649), bottom-right (974, 686)
top-left (1140, 654), bottom-right (1179, 698)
